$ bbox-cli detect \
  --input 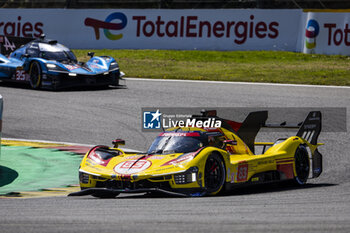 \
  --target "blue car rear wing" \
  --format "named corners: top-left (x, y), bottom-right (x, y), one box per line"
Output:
top-left (0, 35), bottom-right (34, 56)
